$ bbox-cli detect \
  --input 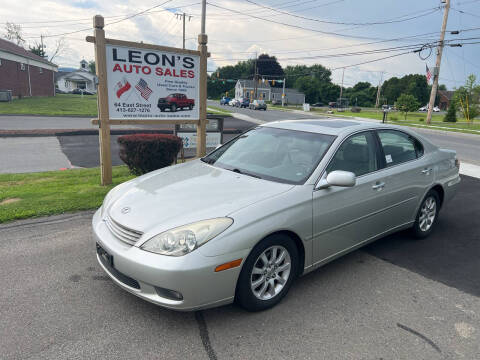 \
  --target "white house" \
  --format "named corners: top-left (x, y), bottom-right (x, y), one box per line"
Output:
top-left (234, 79), bottom-right (305, 105)
top-left (55, 60), bottom-right (97, 93)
